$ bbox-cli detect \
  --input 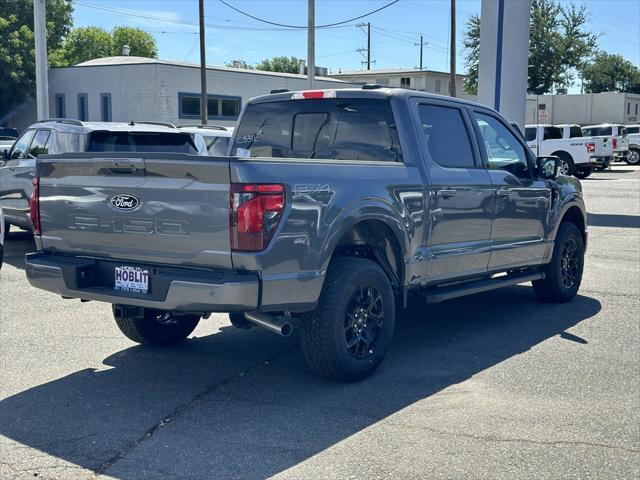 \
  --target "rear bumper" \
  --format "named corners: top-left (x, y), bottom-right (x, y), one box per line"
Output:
top-left (25, 252), bottom-right (259, 312)
top-left (589, 156), bottom-right (611, 167)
